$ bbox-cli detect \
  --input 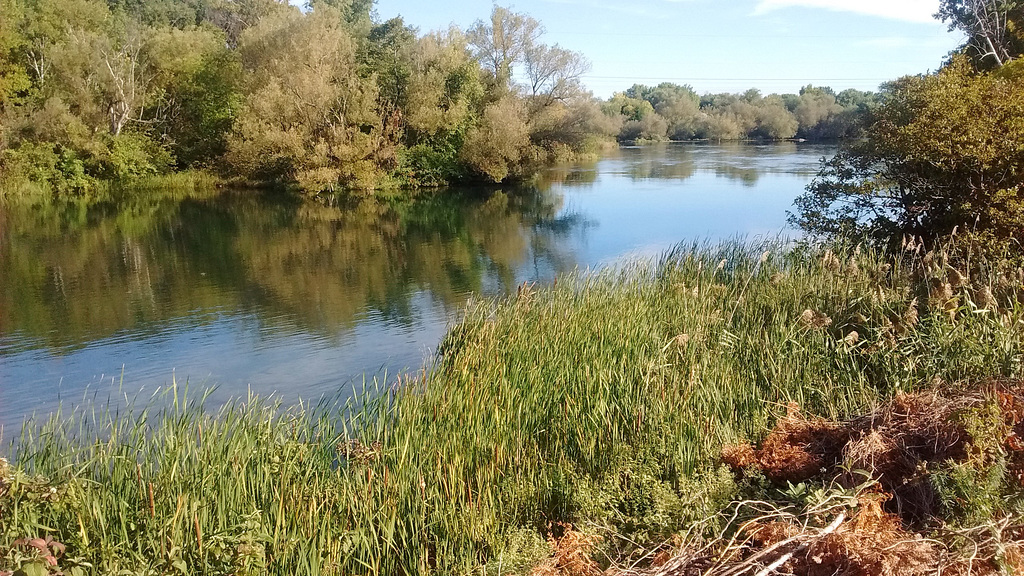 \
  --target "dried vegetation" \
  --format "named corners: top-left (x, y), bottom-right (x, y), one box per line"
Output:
top-left (538, 383), bottom-right (1024, 576)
